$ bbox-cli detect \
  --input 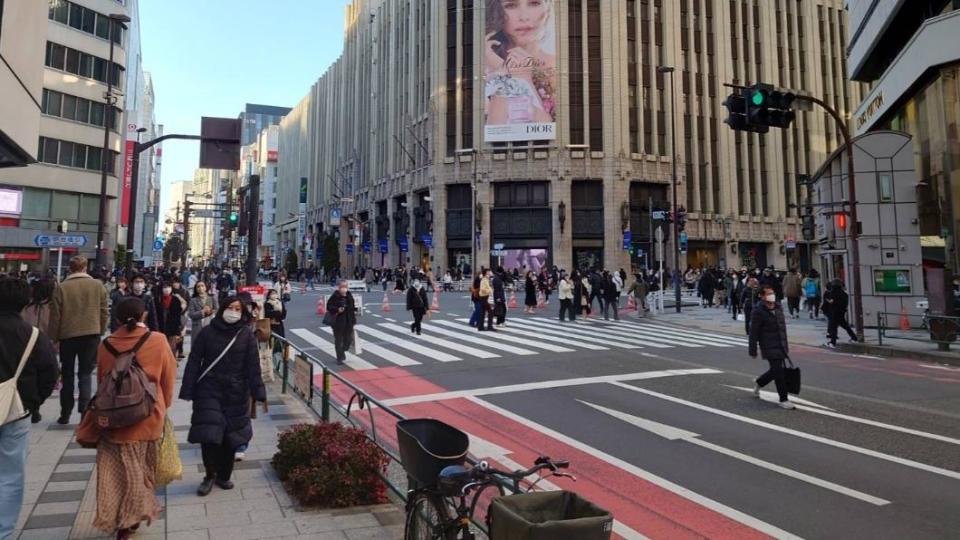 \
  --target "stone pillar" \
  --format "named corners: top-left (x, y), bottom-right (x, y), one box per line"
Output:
top-left (604, 177), bottom-right (632, 272)
top-left (552, 181), bottom-right (572, 271)
top-left (431, 185), bottom-right (448, 272)
top-left (476, 181), bottom-right (491, 273)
